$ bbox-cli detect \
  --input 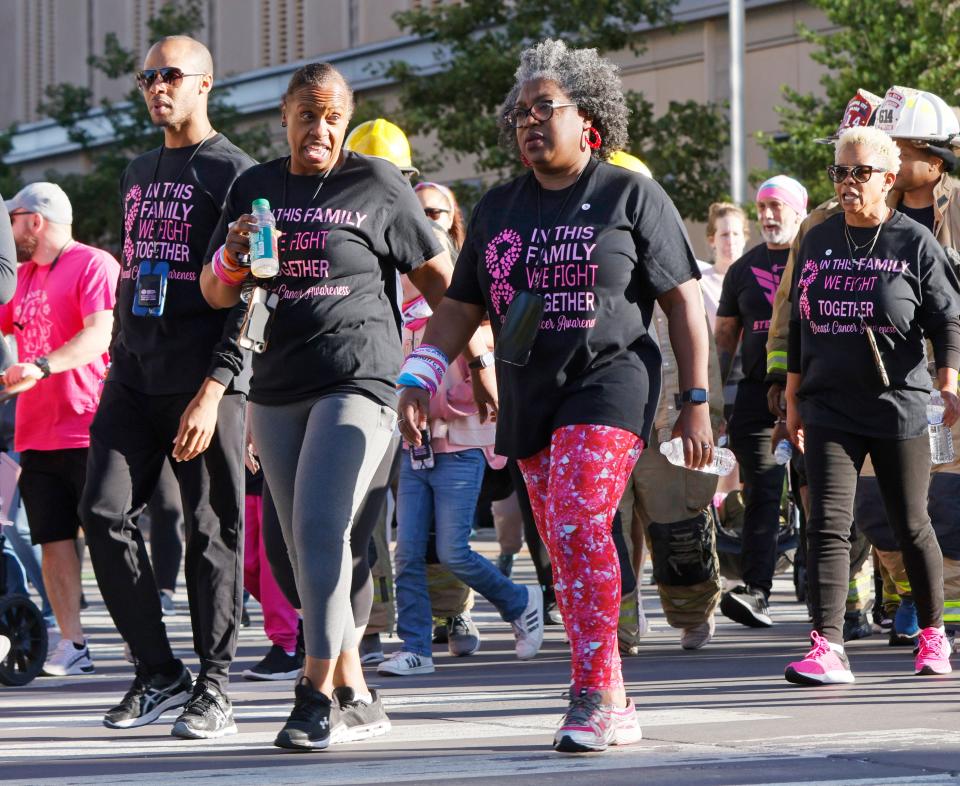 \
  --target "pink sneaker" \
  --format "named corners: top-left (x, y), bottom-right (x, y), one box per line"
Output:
top-left (784, 631), bottom-right (855, 685)
top-left (915, 627), bottom-right (952, 675)
top-left (611, 699), bottom-right (643, 746)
